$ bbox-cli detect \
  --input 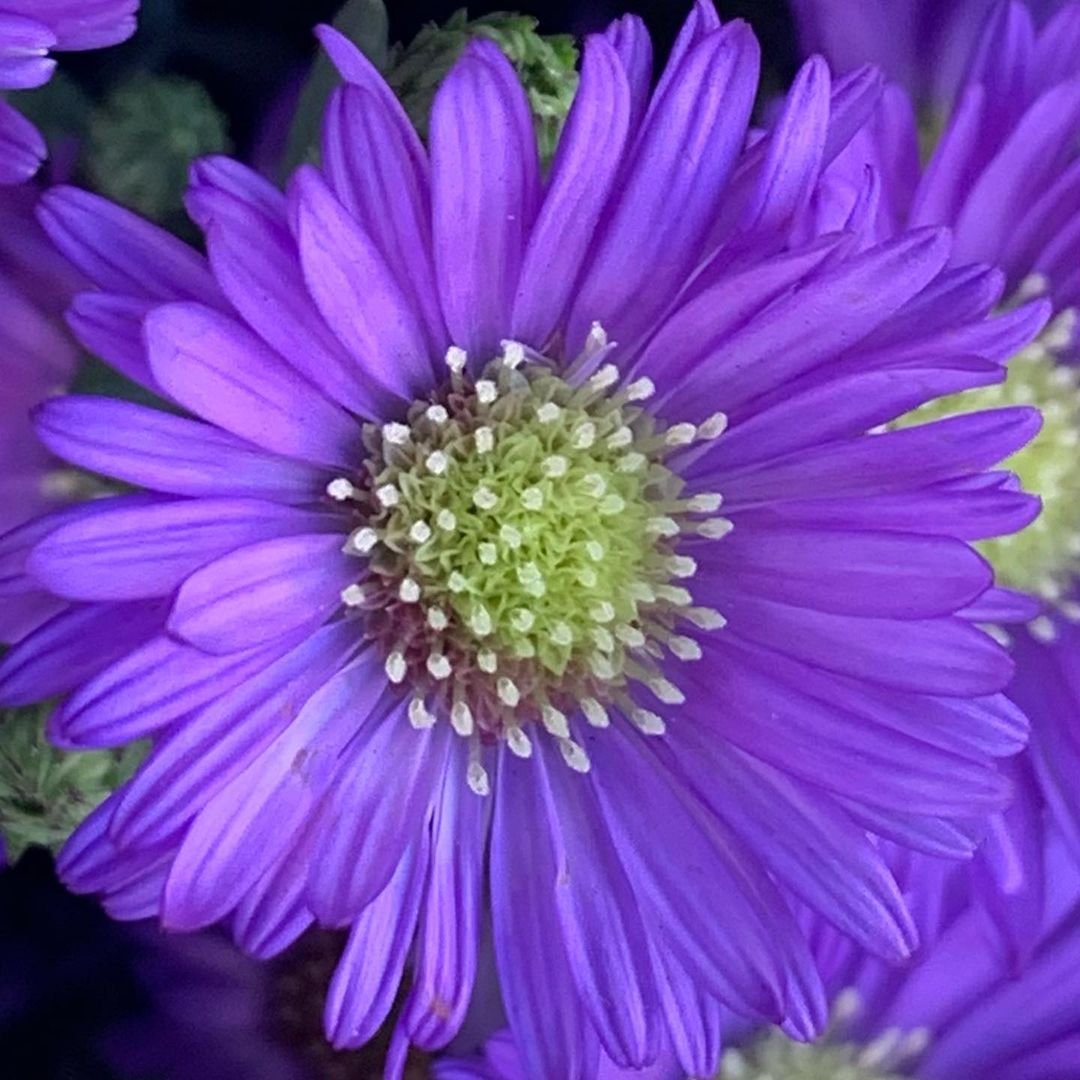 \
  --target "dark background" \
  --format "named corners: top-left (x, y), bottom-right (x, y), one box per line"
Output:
top-left (61, 0), bottom-right (797, 158)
